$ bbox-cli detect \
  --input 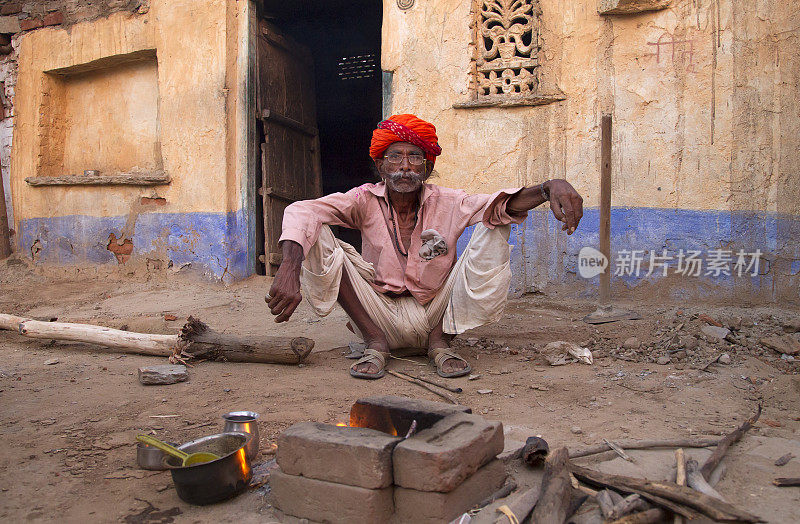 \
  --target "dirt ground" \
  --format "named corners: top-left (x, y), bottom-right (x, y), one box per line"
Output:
top-left (1, 258), bottom-right (799, 523)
